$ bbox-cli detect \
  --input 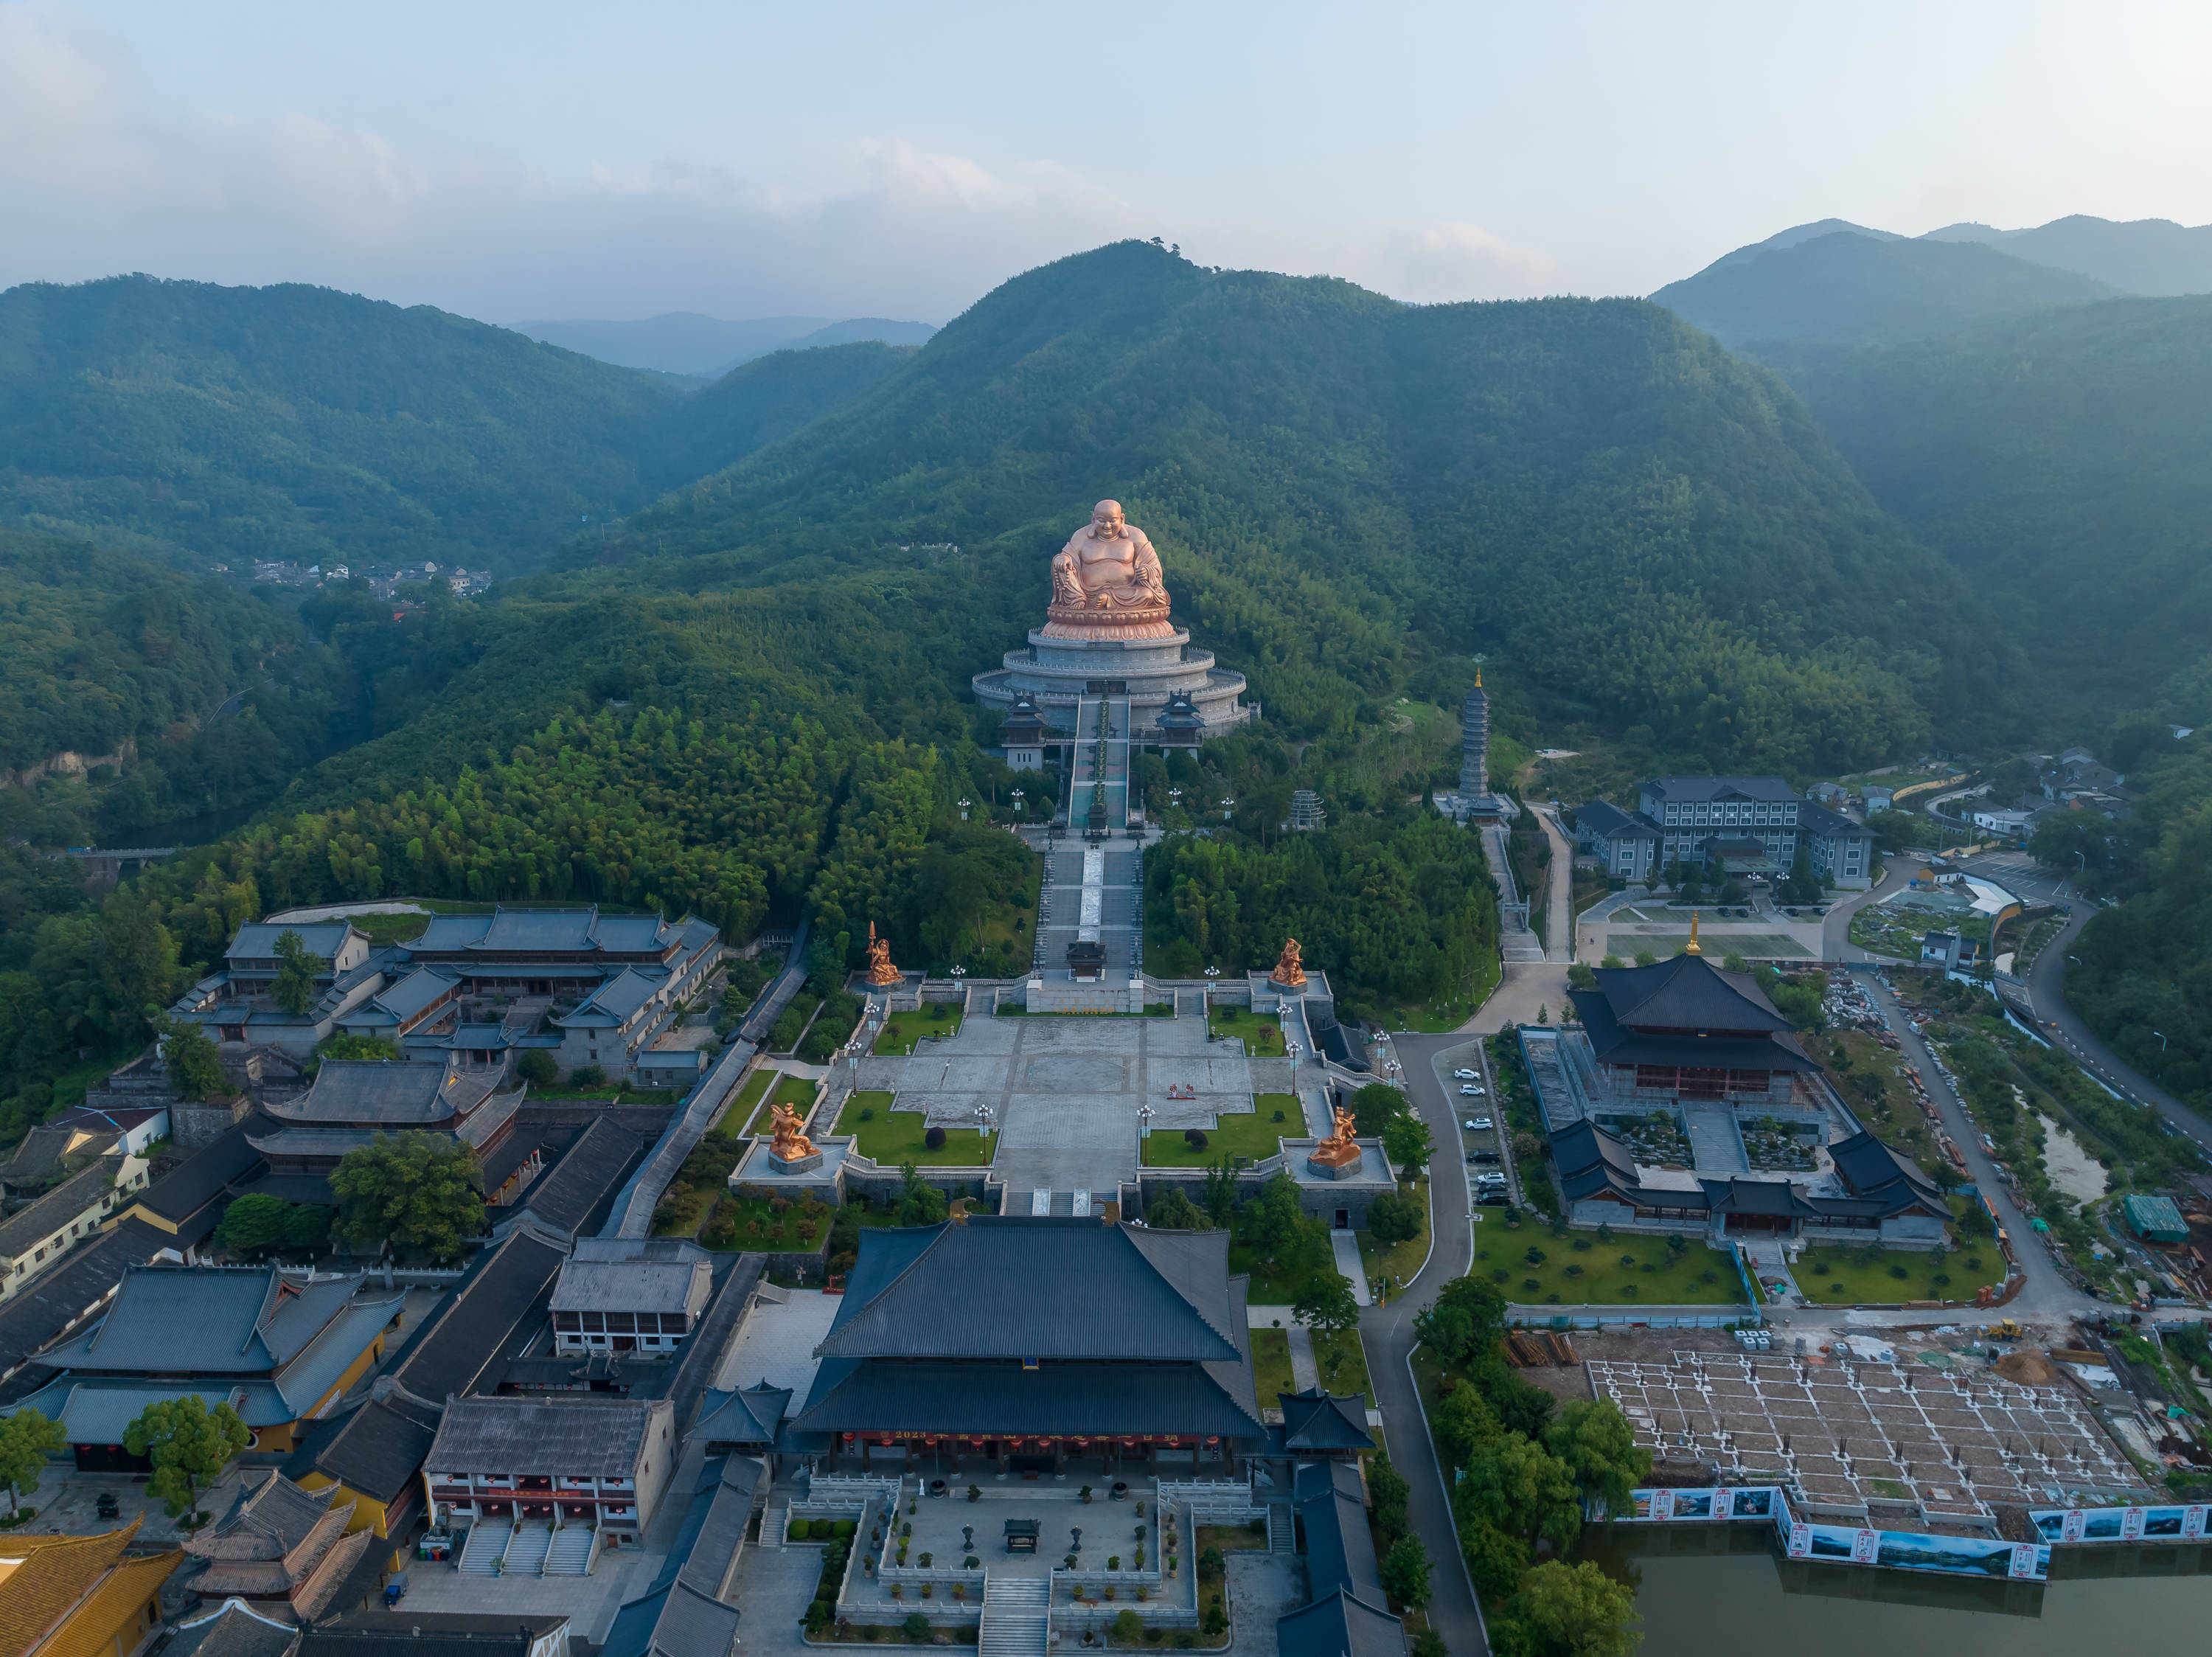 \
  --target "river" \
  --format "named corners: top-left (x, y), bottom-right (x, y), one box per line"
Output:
top-left (1577, 1526), bottom-right (2212, 1654)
